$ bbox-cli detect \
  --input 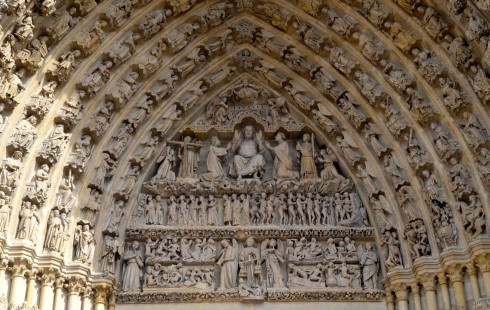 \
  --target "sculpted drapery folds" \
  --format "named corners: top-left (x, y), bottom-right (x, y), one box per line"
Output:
top-left (230, 125), bottom-right (266, 179)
